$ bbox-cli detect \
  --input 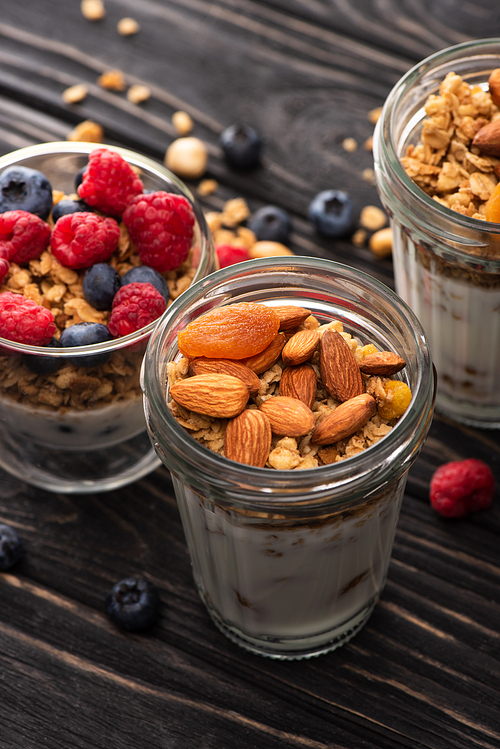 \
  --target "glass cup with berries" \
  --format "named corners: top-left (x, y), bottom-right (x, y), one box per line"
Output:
top-left (142, 257), bottom-right (436, 659)
top-left (0, 141), bottom-right (215, 493)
